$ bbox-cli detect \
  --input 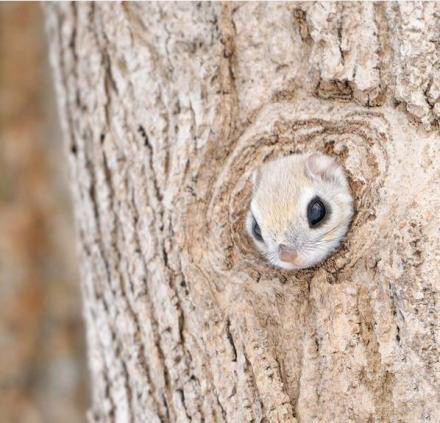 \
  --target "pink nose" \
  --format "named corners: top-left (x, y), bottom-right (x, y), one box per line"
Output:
top-left (278, 244), bottom-right (298, 264)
